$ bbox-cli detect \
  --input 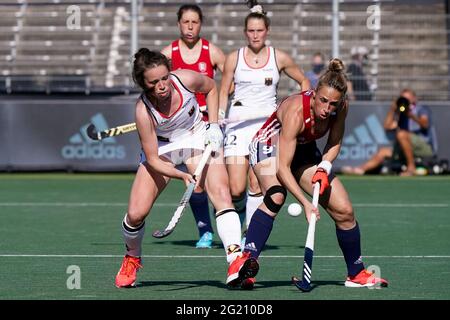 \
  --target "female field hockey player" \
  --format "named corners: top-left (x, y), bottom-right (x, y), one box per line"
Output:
top-left (227, 58), bottom-right (388, 289)
top-left (115, 50), bottom-right (242, 288)
top-left (219, 1), bottom-right (310, 244)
